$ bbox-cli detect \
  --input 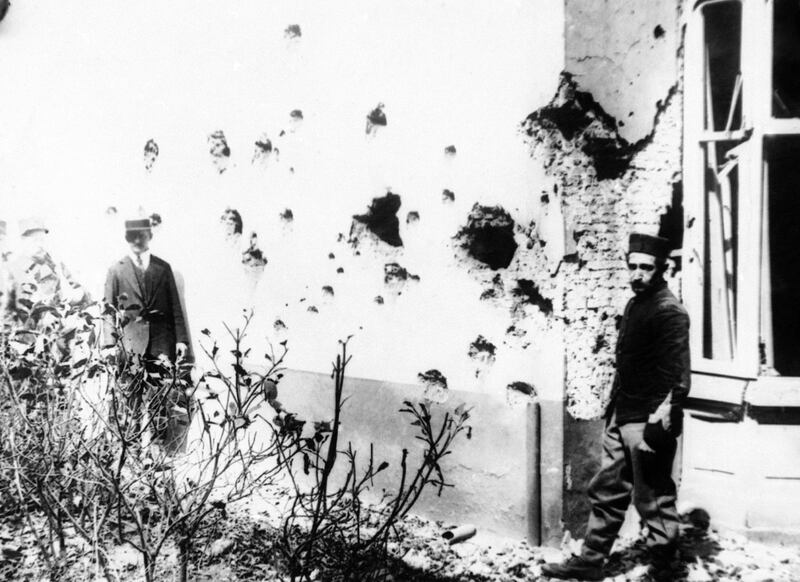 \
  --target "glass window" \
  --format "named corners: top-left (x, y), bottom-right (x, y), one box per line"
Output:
top-left (761, 137), bottom-right (800, 375)
top-left (702, 140), bottom-right (741, 361)
top-left (772, 0), bottom-right (800, 118)
top-left (702, 1), bottom-right (742, 131)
